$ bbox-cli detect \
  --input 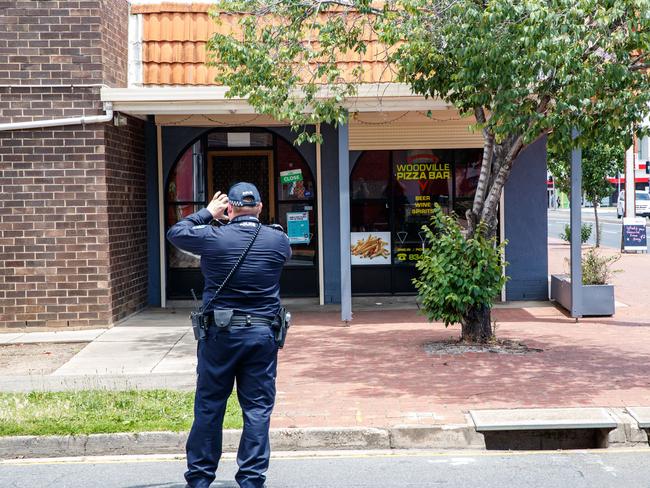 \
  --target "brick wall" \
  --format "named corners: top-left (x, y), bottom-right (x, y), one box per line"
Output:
top-left (104, 118), bottom-right (148, 323)
top-left (0, 124), bottom-right (112, 328)
top-left (101, 0), bottom-right (129, 87)
top-left (0, 1), bottom-right (103, 86)
top-left (0, 85), bottom-right (103, 124)
top-left (0, 1), bottom-right (148, 328)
